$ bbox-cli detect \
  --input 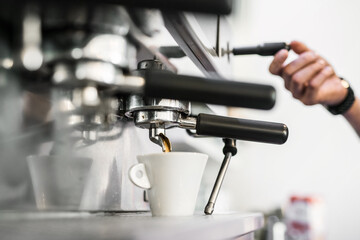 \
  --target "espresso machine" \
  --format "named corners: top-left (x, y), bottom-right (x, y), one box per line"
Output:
top-left (0, 0), bottom-right (288, 215)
